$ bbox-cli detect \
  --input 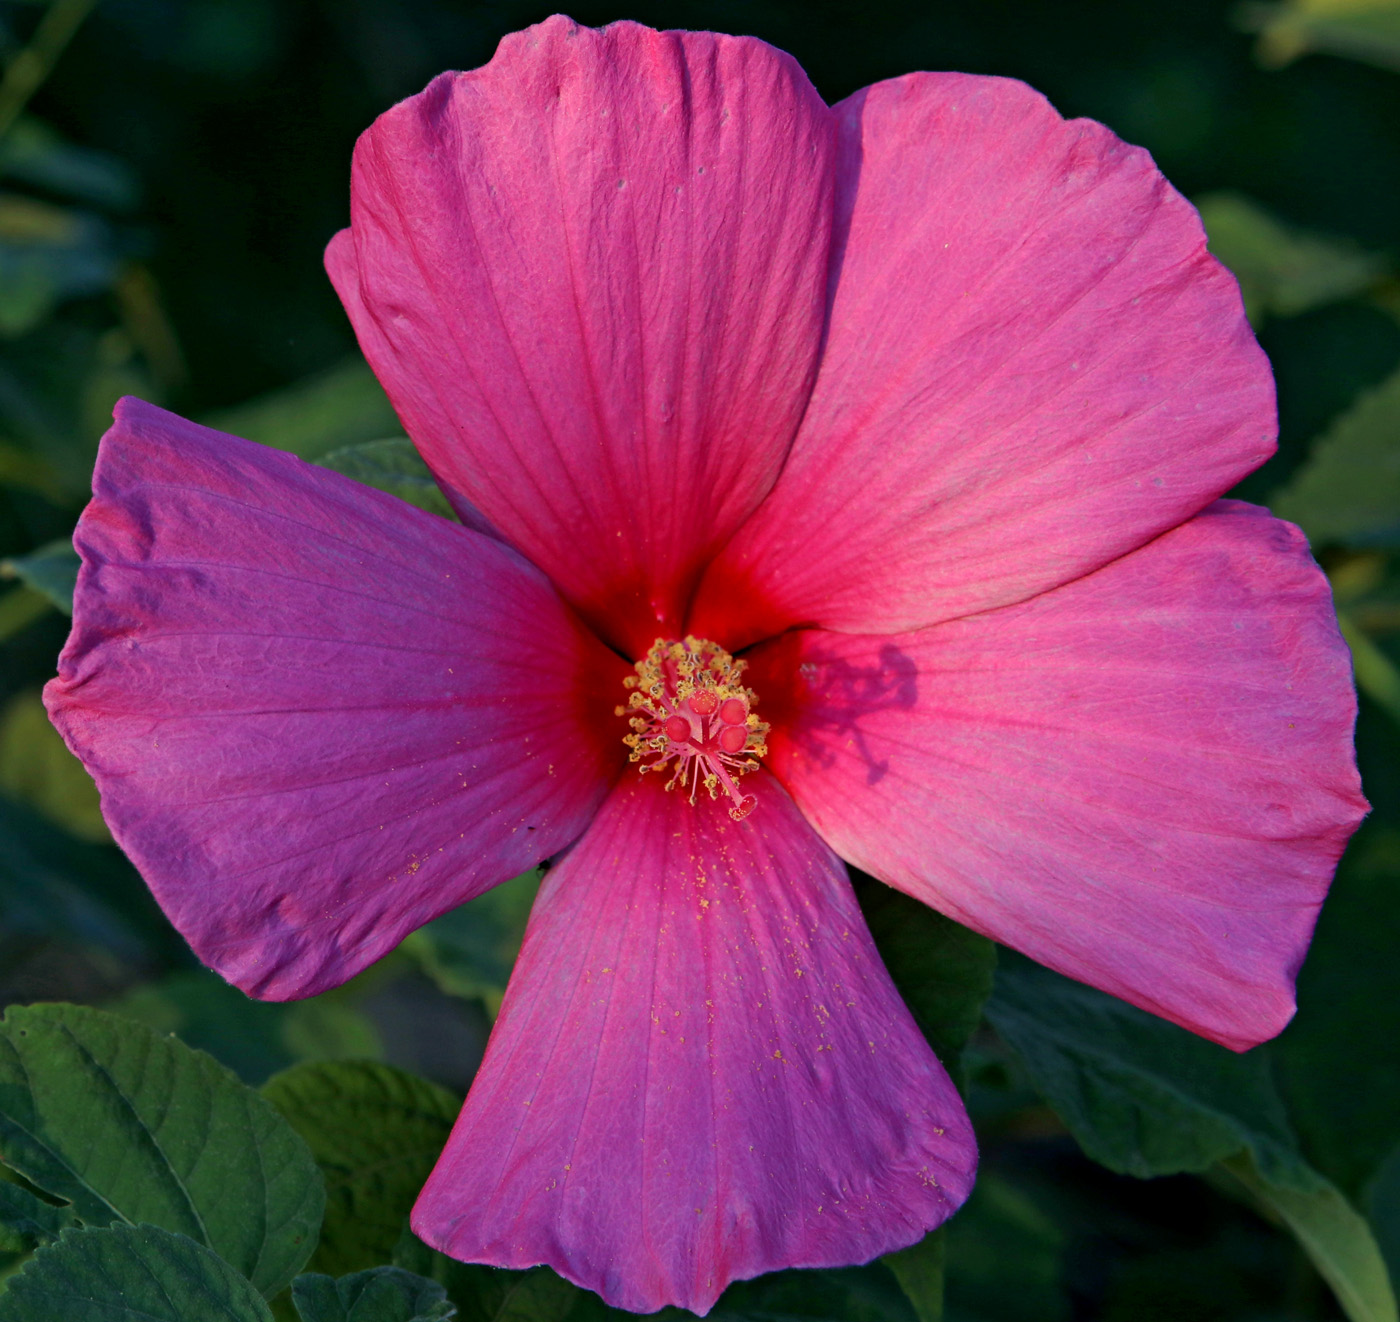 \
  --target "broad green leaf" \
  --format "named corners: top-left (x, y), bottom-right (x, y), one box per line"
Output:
top-left (403, 870), bottom-right (542, 1015)
top-left (1196, 191), bottom-right (1387, 324)
top-left (852, 872), bottom-right (995, 1082)
top-left (1271, 364), bottom-right (1400, 548)
top-left (986, 956), bottom-right (1302, 1182)
top-left (0, 194), bottom-right (119, 338)
top-left (0, 1223), bottom-right (272, 1322)
top-left (1222, 1151), bottom-right (1398, 1322)
top-left (0, 538), bottom-right (78, 613)
top-left (292, 1267), bottom-right (455, 1322)
top-left (0, 687), bottom-right (107, 842)
top-left (0, 1002), bottom-right (324, 1298)
top-left (0, 1176), bottom-right (74, 1249)
top-left (202, 358), bottom-right (400, 461)
top-left (263, 1061), bottom-right (459, 1278)
top-left (1244, 0), bottom-right (1400, 72)
top-left (316, 440), bottom-right (456, 520)
top-left (882, 1229), bottom-right (944, 1322)
top-left (988, 957), bottom-right (1399, 1322)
